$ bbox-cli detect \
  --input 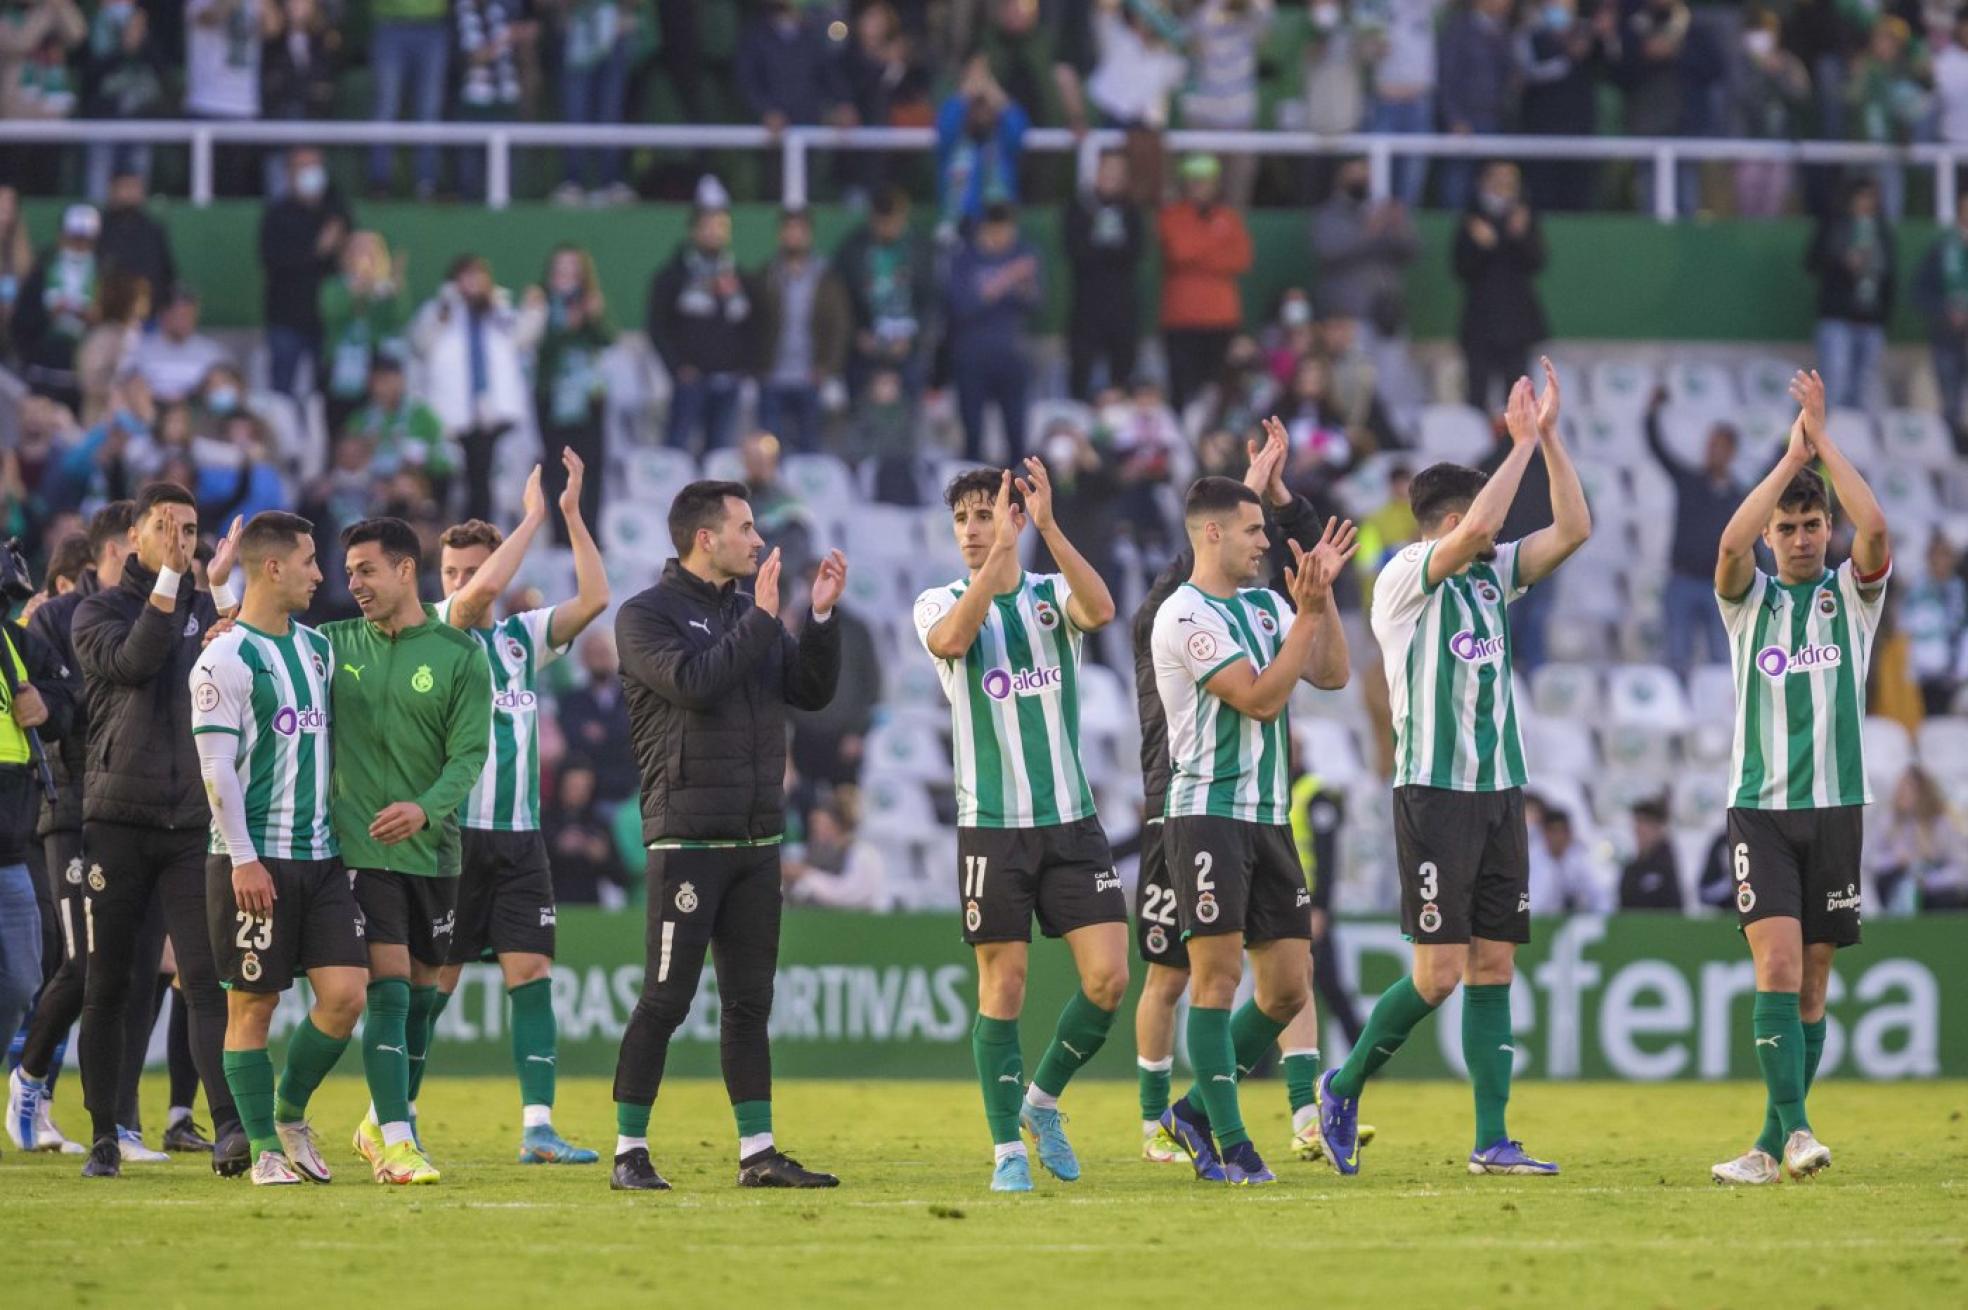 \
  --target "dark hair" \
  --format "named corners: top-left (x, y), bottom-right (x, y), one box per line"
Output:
top-left (135, 481), bottom-right (195, 522)
top-left (1543, 807), bottom-right (1572, 829)
top-left (1631, 798), bottom-right (1667, 823)
top-left (871, 185), bottom-right (910, 219)
top-left (668, 480), bottom-right (750, 556)
top-left (369, 354), bottom-right (405, 378)
top-left (341, 516), bottom-right (422, 568)
top-left (439, 519), bottom-right (504, 552)
top-left (943, 468), bottom-right (1020, 512)
top-left (446, 252), bottom-right (485, 282)
top-left (238, 511), bottom-right (315, 569)
top-left (1775, 468), bottom-right (1831, 518)
top-left (87, 499), bottom-right (136, 560)
top-left (44, 534), bottom-right (91, 591)
top-left (1409, 463), bottom-right (1491, 531)
top-left (1183, 476), bottom-right (1262, 519)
